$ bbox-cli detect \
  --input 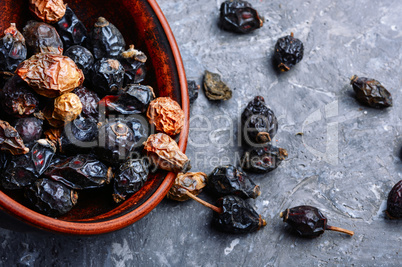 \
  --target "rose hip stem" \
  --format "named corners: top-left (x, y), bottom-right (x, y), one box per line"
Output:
top-left (325, 225), bottom-right (354, 236)
top-left (183, 190), bottom-right (222, 214)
